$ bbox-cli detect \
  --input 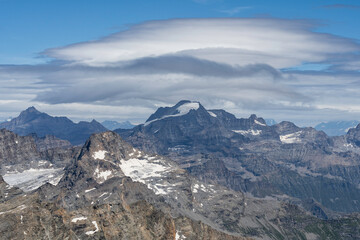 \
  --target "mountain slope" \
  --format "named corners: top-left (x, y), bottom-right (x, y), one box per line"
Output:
top-left (0, 107), bottom-right (107, 145)
top-left (1, 130), bottom-right (360, 239)
top-left (116, 100), bottom-right (360, 214)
